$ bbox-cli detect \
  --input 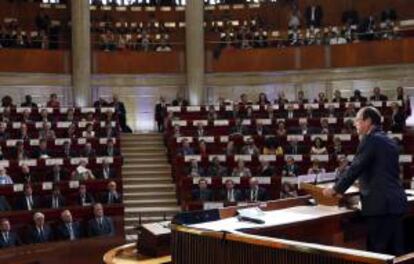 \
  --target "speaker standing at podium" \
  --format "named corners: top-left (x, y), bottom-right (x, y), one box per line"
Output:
top-left (323, 106), bottom-right (407, 255)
